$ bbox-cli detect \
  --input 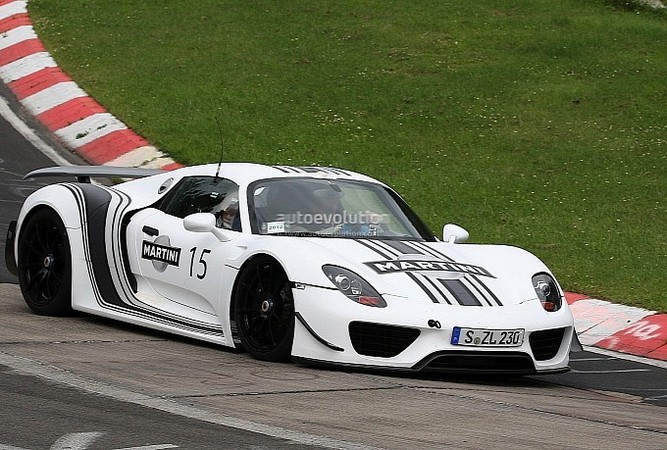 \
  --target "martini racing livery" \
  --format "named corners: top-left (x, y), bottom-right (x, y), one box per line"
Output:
top-left (5, 163), bottom-right (580, 374)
